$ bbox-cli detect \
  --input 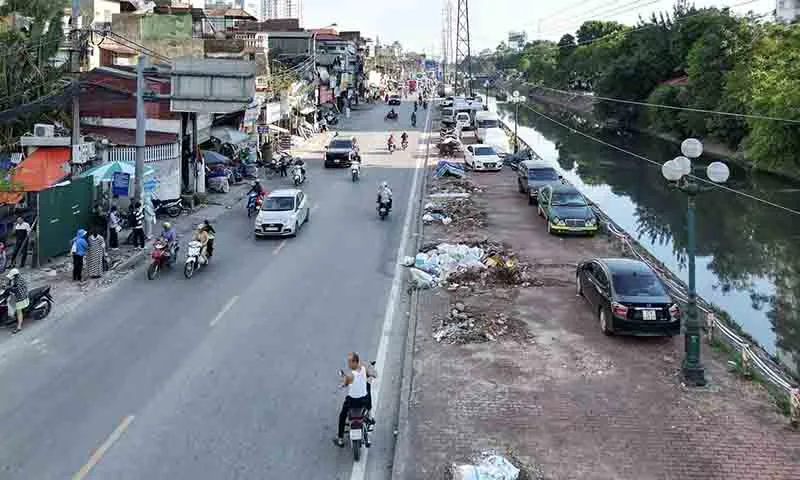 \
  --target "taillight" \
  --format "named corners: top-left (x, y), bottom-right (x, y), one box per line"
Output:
top-left (669, 304), bottom-right (680, 320)
top-left (611, 302), bottom-right (628, 318)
